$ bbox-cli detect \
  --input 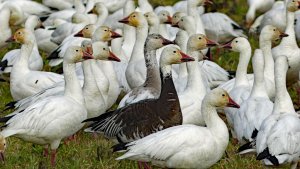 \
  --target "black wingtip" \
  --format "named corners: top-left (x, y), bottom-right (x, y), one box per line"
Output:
top-left (0, 60), bottom-right (8, 71)
top-left (227, 70), bottom-right (236, 79)
top-left (251, 128), bottom-right (258, 139)
top-left (238, 142), bottom-right (253, 153)
top-left (0, 115), bottom-right (14, 123)
top-left (39, 16), bottom-right (49, 22)
top-left (112, 142), bottom-right (128, 152)
top-left (47, 48), bottom-right (60, 60)
top-left (256, 147), bottom-right (279, 166)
